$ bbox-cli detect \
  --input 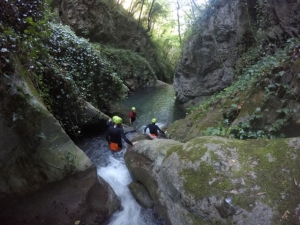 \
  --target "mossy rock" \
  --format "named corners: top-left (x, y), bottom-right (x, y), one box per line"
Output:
top-left (127, 136), bottom-right (300, 224)
top-left (168, 106), bottom-right (223, 142)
